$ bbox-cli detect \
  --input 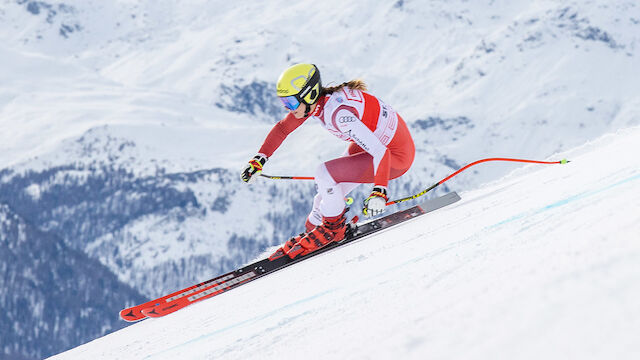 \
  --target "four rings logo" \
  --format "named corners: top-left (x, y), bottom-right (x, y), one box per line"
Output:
top-left (338, 116), bottom-right (356, 123)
